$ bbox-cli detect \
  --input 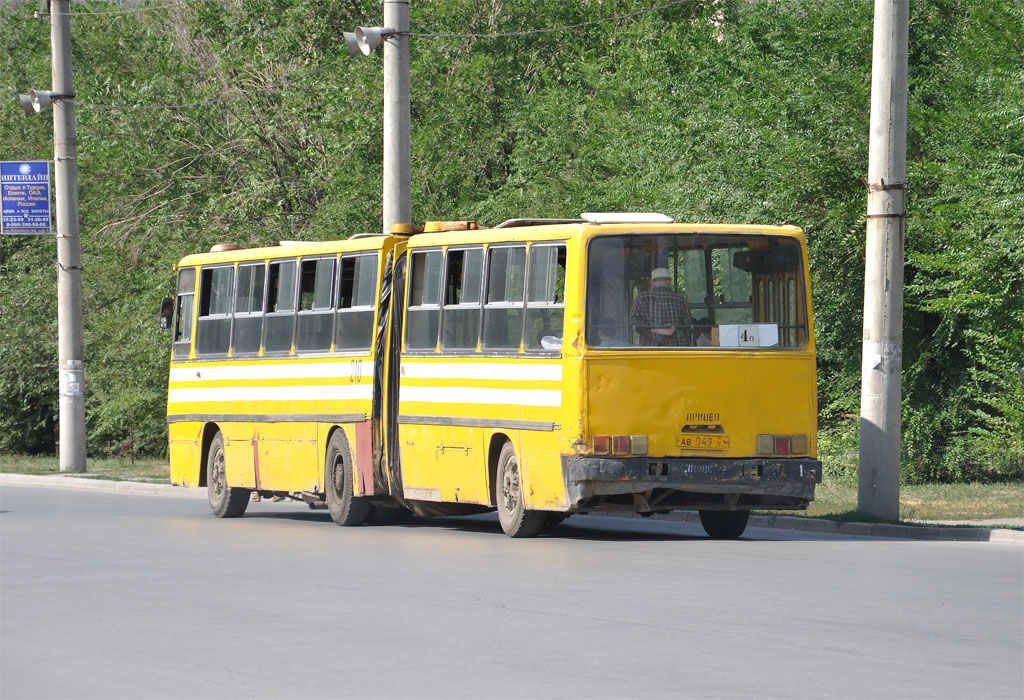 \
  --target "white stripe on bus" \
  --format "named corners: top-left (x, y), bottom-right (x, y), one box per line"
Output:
top-left (169, 361), bottom-right (373, 383)
top-left (399, 362), bottom-right (562, 382)
top-left (399, 386), bottom-right (562, 407)
top-left (168, 384), bottom-right (373, 404)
